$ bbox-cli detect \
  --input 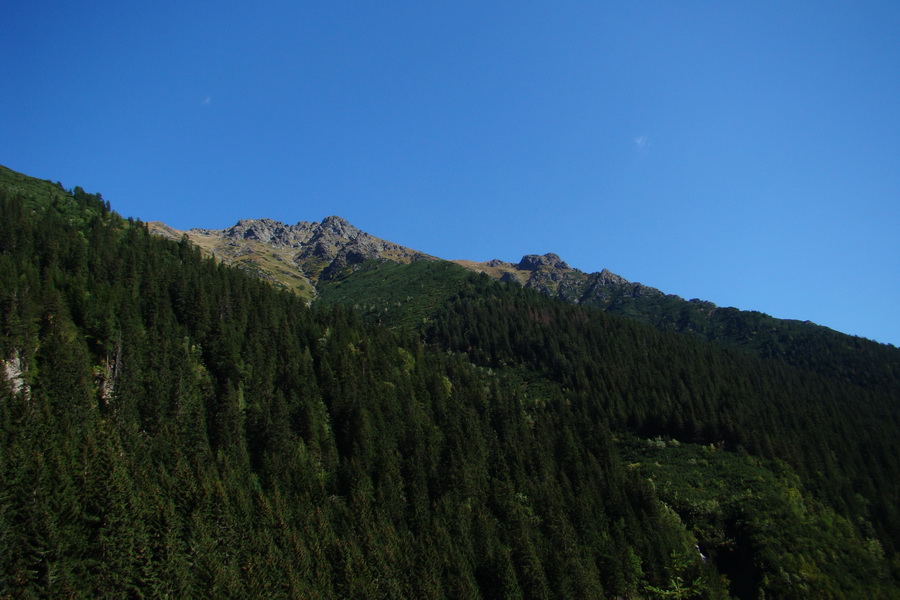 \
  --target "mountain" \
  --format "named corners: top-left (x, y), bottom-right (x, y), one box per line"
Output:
top-left (2, 164), bottom-right (899, 598)
top-left (149, 216), bottom-right (434, 300)
top-left (0, 165), bottom-right (723, 598)
top-left (153, 215), bottom-right (899, 393)
top-left (149, 218), bottom-right (660, 307)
